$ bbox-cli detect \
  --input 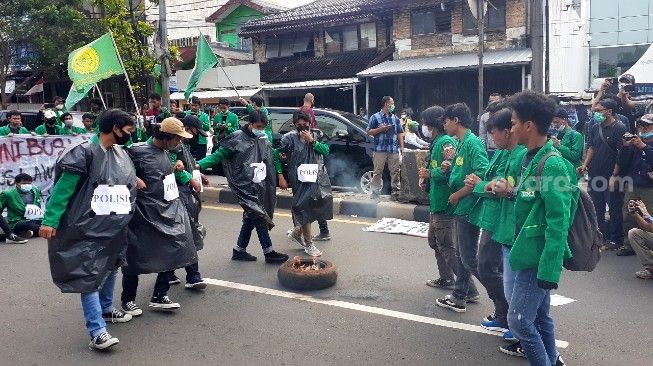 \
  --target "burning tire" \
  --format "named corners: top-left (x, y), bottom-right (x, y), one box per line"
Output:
top-left (277, 258), bottom-right (337, 291)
